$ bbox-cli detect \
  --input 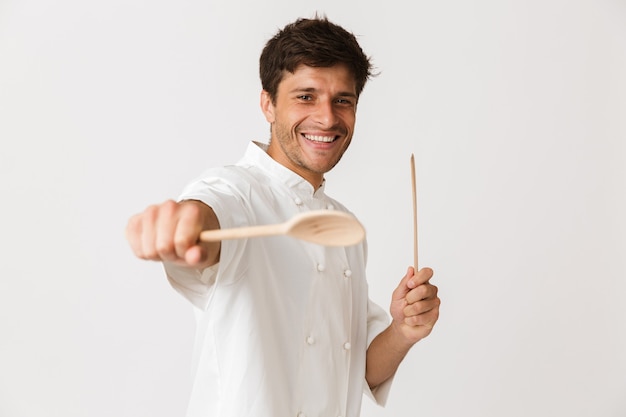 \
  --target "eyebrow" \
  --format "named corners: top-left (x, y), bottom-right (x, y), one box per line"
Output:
top-left (289, 87), bottom-right (357, 99)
